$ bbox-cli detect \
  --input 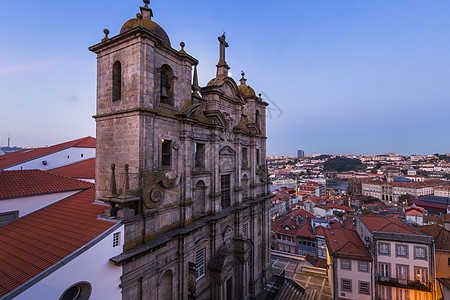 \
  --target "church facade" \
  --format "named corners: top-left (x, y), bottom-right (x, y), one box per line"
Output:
top-left (89, 1), bottom-right (272, 299)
